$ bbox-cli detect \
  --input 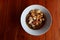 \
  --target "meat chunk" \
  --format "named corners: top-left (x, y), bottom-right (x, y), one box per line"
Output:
top-left (36, 10), bottom-right (41, 13)
top-left (28, 17), bottom-right (33, 24)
